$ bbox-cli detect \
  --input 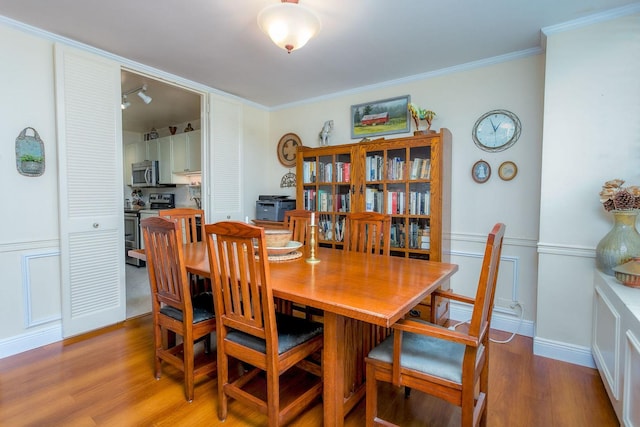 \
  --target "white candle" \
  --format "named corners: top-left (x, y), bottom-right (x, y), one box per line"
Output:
top-left (311, 212), bottom-right (315, 226)
top-left (245, 216), bottom-right (249, 223)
